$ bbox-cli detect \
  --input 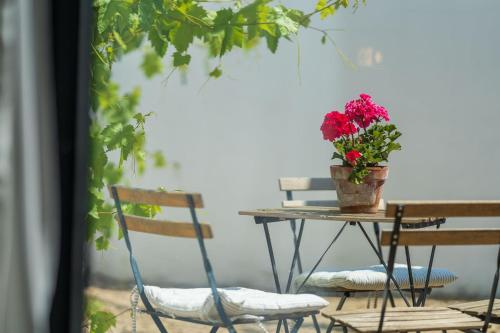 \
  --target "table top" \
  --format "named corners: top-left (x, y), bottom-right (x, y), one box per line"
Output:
top-left (239, 206), bottom-right (441, 225)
